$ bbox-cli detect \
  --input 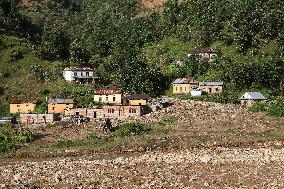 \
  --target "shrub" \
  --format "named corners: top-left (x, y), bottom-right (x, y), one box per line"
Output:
top-left (151, 127), bottom-right (169, 135)
top-left (0, 142), bottom-right (16, 153)
top-left (56, 140), bottom-right (74, 148)
top-left (88, 133), bottom-right (98, 140)
top-left (34, 102), bottom-right (48, 114)
top-left (249, 102), bottom-right (267, 112)
top-left (114, 122), bottom-right (146, 138)
top-left (267, 100), bottom-right (284, 117)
